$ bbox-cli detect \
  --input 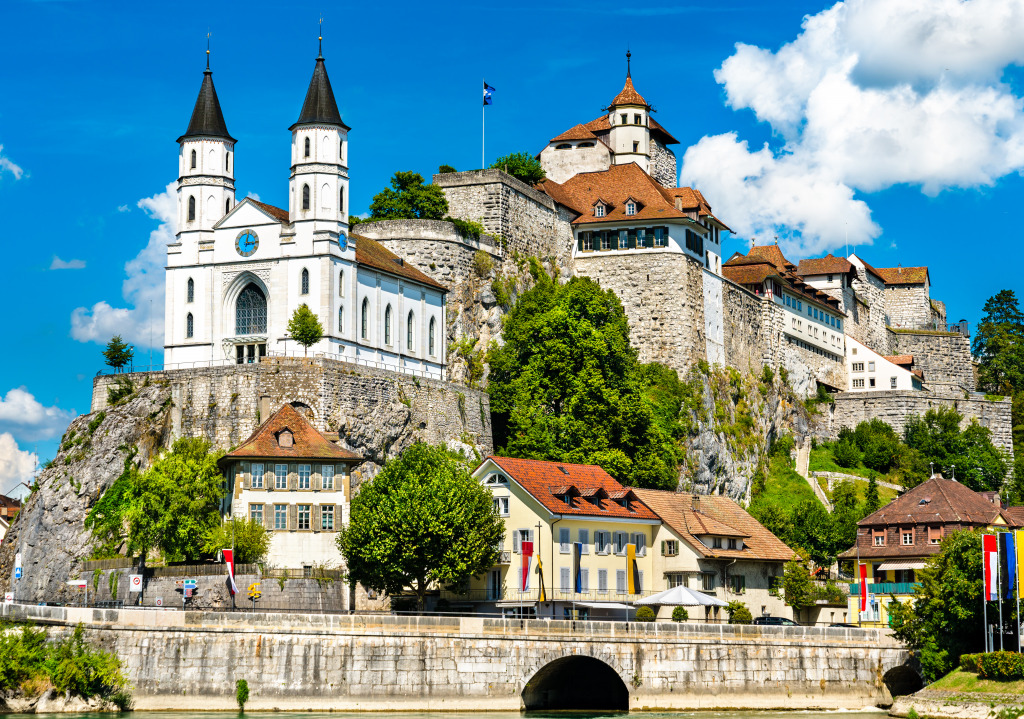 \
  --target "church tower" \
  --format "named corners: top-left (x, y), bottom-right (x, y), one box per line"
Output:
top-left (176, 52), bottom-right (236, 244)
top-left (289, 40), bottom-right (350, 244)
top-left (606, 51), bottom-right (652, 175)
